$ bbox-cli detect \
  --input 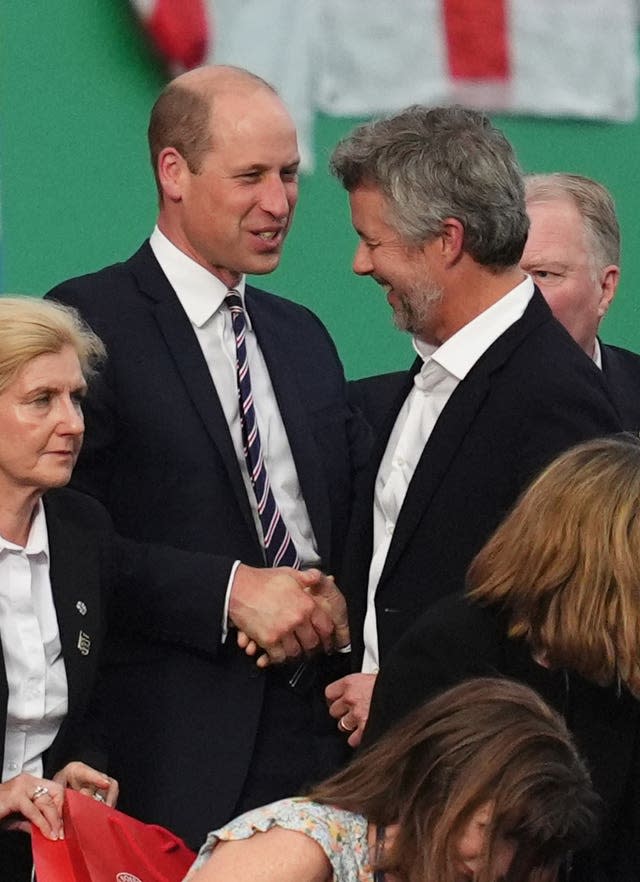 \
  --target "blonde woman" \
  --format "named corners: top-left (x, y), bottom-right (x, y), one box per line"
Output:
top-left (0, 297), bottom-right (118, 879)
